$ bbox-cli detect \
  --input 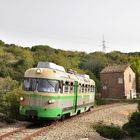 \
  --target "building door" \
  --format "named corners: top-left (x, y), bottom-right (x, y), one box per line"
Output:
top-left (130, 90), bottom-right (132, 99)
